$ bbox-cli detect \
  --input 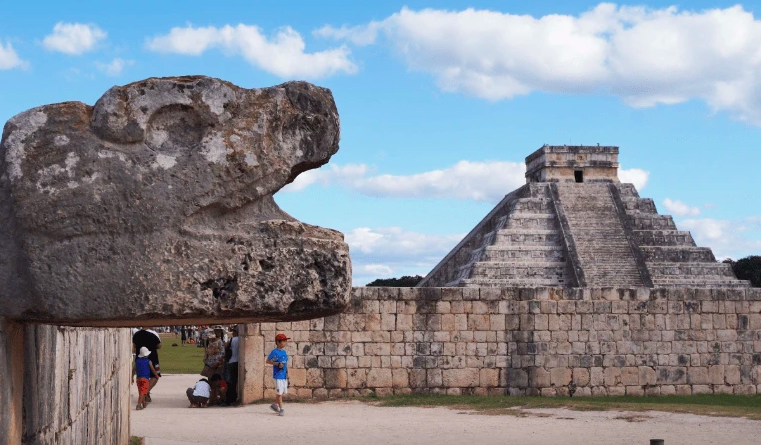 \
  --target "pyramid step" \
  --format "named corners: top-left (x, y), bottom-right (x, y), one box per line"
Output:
top-left (481, 248), bottom-right (565, 262)
top-left (641, 246), bottom-right (716, 262)
top-left (621, 198), bottom-right (658, 214)
top-left (505, 214), bottom-right (558, 230)
top-left (495, 229), bottom-right (563, 245)
top-left (513, 197), bottom-right (555, 213)
top-left (461, 278), bottom-right (566, 287)
top-left (653, 279), bottom-right (751, 288)
top-left (470, 262), bottom-right (566, 279)
top-left (630, 214), bottom-right (676, 230)
top-left (646, 262), bottom-right (737, 278)
top-left (615, 183), bottom-right (641, 199)
top-left (635, 230), bottom-right (695, 246)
